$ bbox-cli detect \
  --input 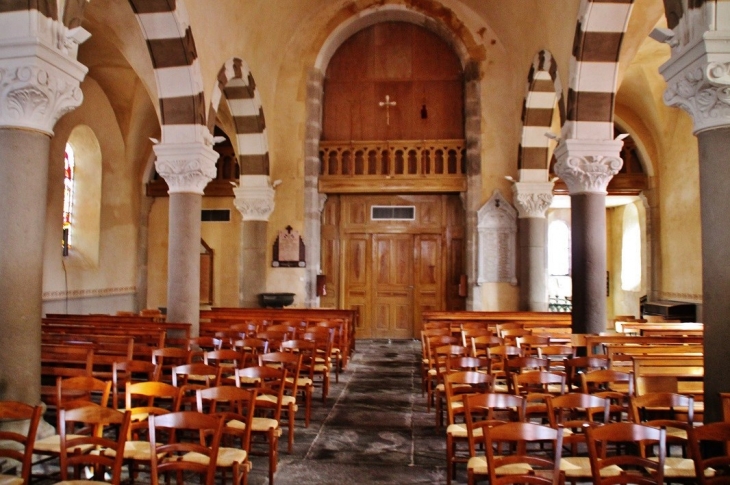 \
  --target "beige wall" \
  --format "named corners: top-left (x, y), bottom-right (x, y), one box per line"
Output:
top-left (43, 77), bottom-right (140, 314)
